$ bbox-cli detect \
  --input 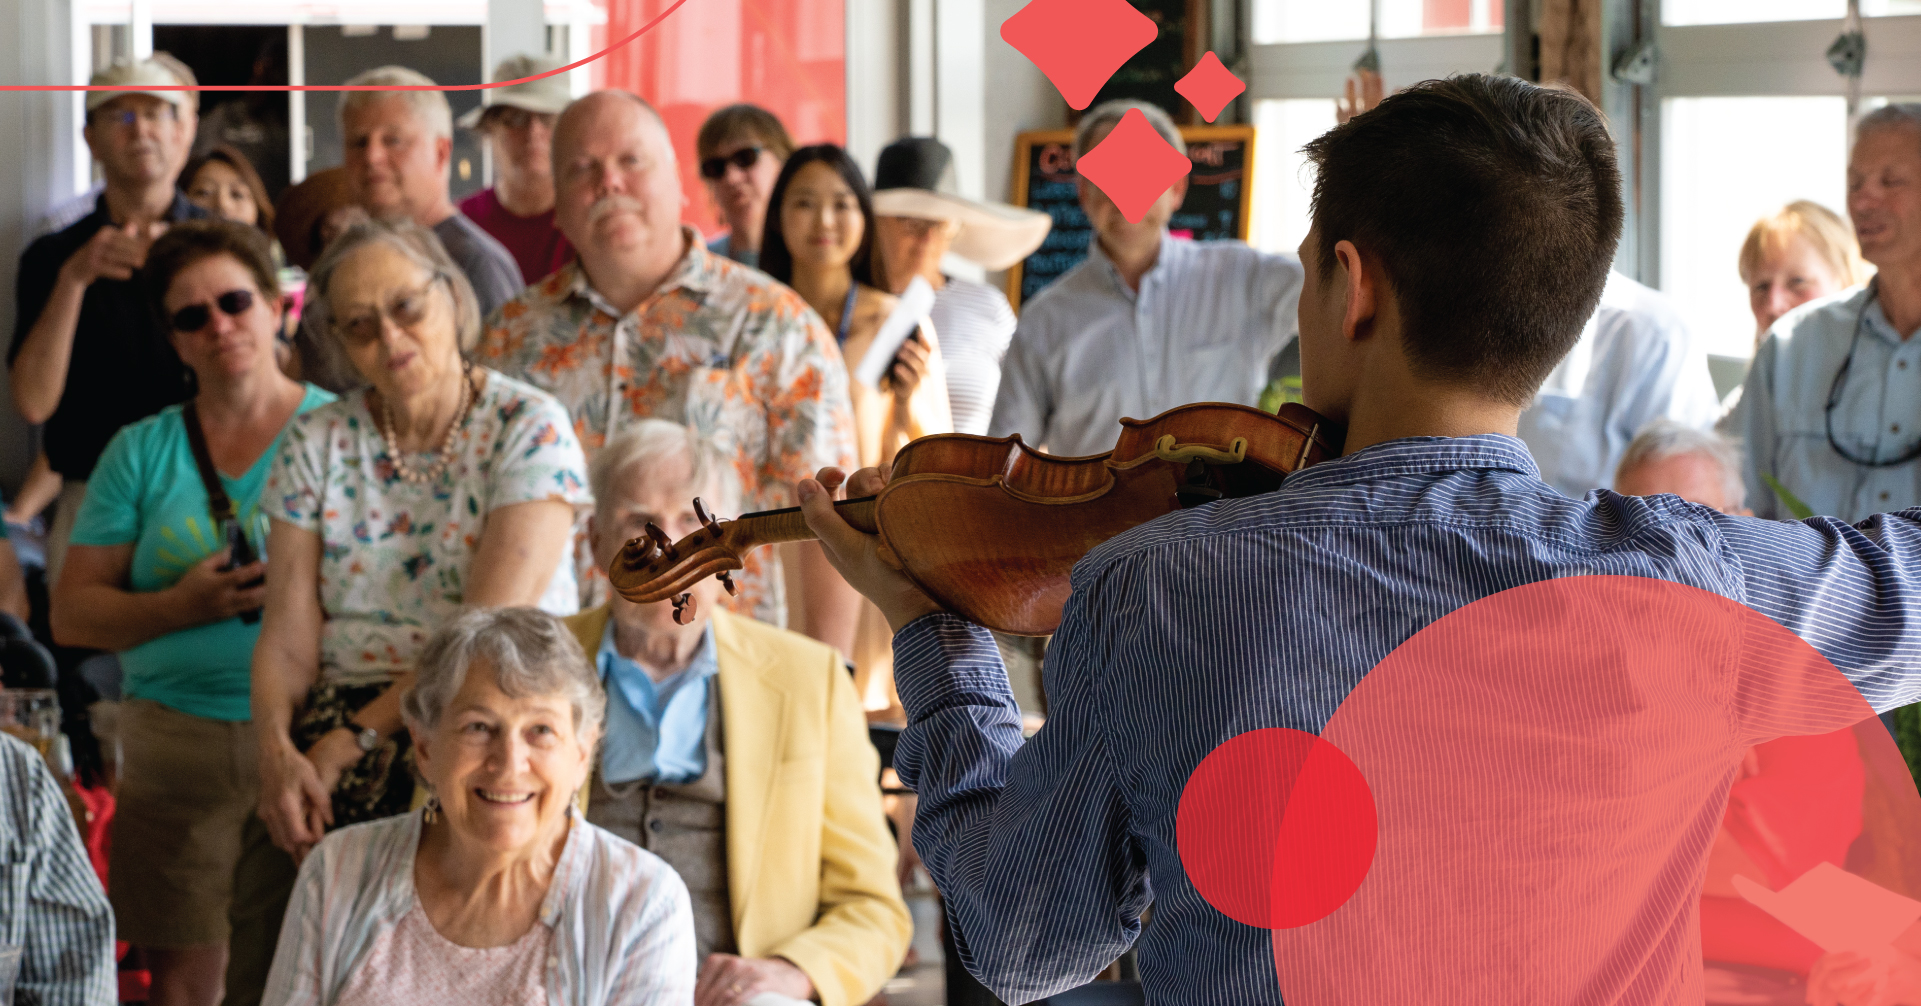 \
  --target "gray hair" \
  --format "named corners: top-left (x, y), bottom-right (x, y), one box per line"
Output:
top-left (339, 66), bottom-right (453, 142)
top-left (1075, 99), bottom-right (1186, 159)
top-left (1616, 419), bottom-right (1746, 509)
top-left (302, 218), bottom-right (482, 388)
top-left (403, 607), bottom-right (606, 742)
top-left (589, 419), bottom-right (741, 517)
